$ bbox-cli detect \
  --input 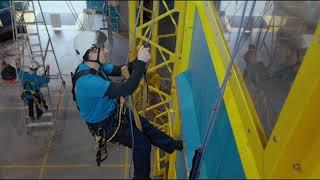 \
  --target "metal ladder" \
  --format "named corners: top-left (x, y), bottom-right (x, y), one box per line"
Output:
top-left (10, 0), bottom-right (65, 133)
